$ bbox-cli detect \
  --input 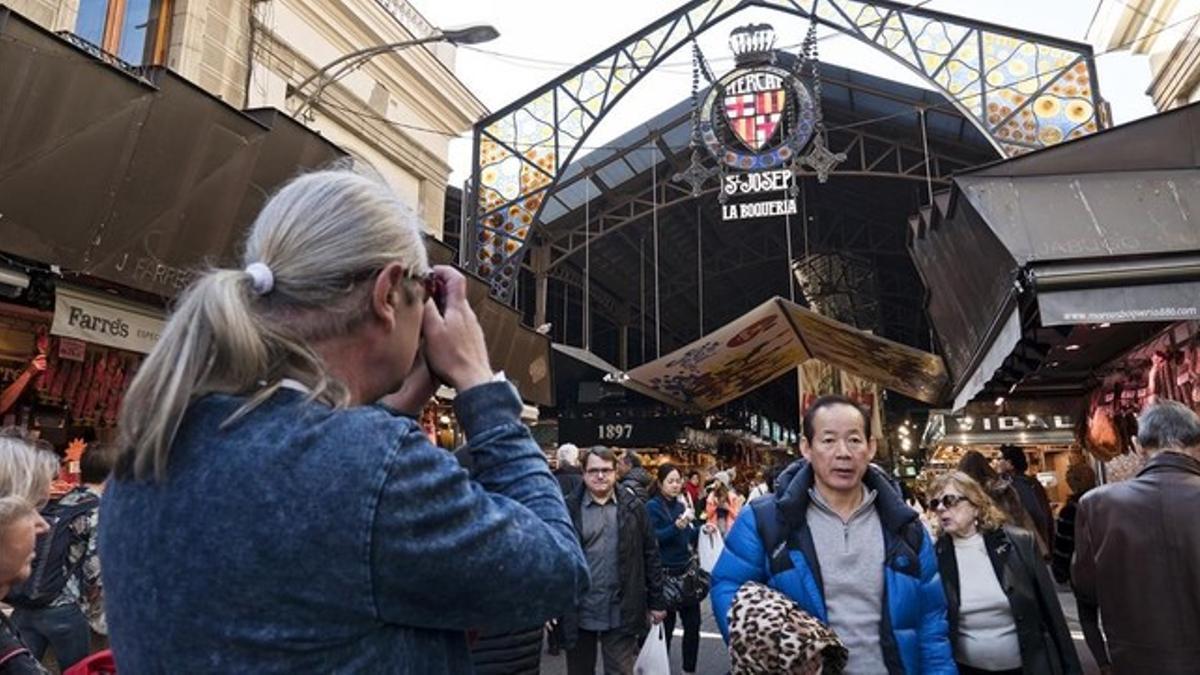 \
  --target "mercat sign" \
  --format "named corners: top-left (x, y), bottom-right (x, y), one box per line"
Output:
top-left (685, 23), bottom-right (842, 222)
